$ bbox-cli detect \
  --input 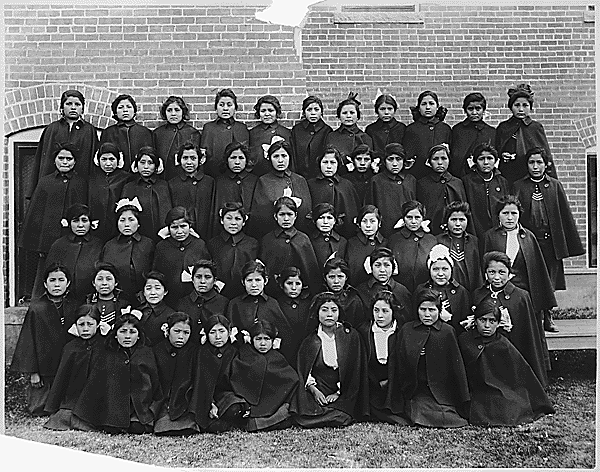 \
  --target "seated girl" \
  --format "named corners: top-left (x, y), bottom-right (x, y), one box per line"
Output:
top-left (136, 271), bottom-right (176, 347)
top-left (85, 262), bottom-right (131, 334)
top-left (308, 202), bottom-right (348, 270)
top-left (323, 256), bottom-right (367, 329)
top-left (345, 144), bottom-right (377, 204)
